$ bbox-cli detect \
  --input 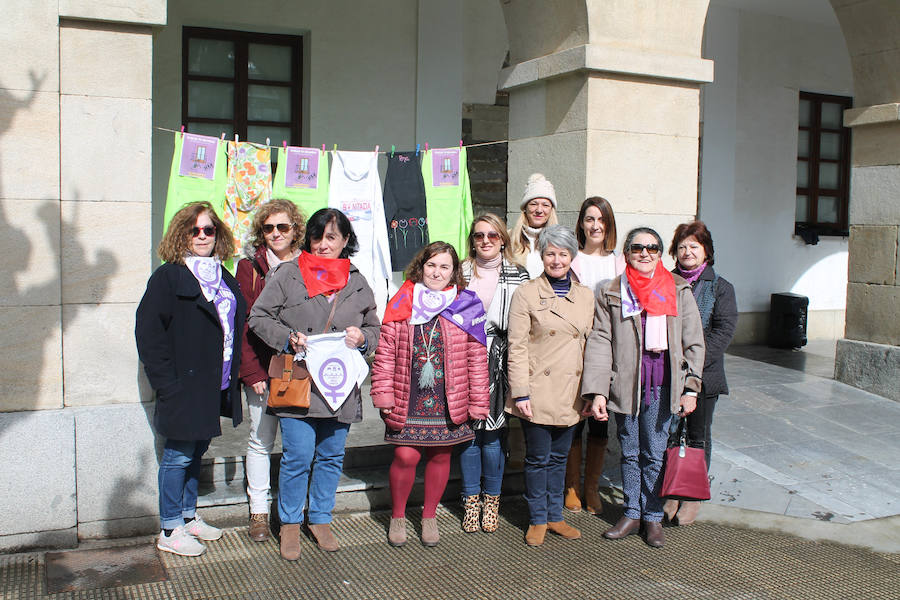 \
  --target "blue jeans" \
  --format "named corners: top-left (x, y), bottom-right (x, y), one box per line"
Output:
top-left (615, 386), bottom-right (673, 522)
top-left (521, 421), bottom-right (575, 525)
top-left (459, 429), bottom-right (505, 496)
top-left (278, 417), bottom-right (350, 525)
top-left (158, 438), bottom-right (210, 530)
